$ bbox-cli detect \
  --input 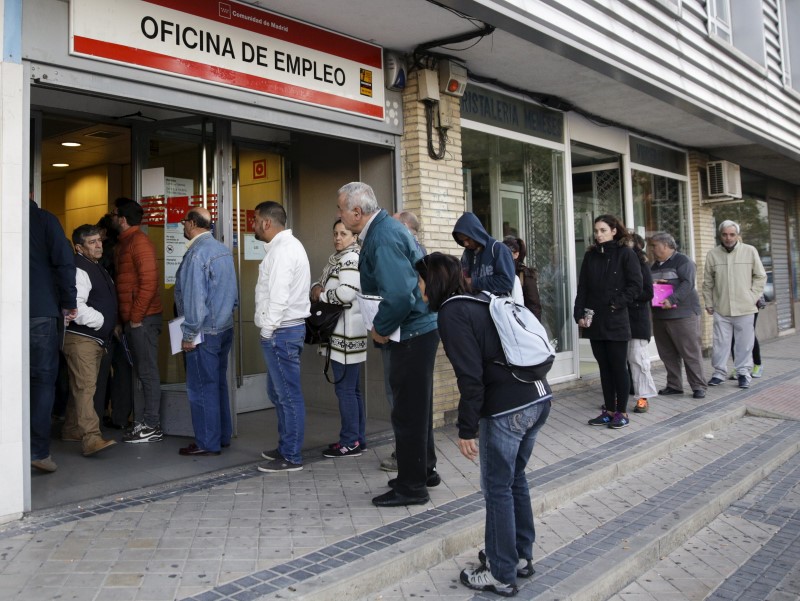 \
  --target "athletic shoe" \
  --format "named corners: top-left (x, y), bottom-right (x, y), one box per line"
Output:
top-left (322, 441), bottom-right (362, 458)
top-left (738, 375), bottom-right (750, 389)
top-left (460, 565), bottom-right (518, 597)
top-left (693, 389), bottom-right (706, 399)
top-left (728, 369), bottom-right (737, 380)
top-left (31, 456), bottom-right (58, 473)
top-left (752, 364), bottom-right (763, 378)
top-left (121, 424), bottom-right (163, 443)
top-left (261, 448), bottom-right (283, 461)
top-left (478, 549), bottom-right (535, 579)
top-left (707, 377), bottom-right (724, 386)
top-left (588, 410), bottom-right (612, 426)
top-left (633, 398), bottom-right (649, 413)
top-left (609, 412), bottom-right (630, 429)
top-left (257, 458), bottom-right (303, 472)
